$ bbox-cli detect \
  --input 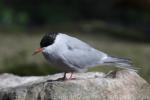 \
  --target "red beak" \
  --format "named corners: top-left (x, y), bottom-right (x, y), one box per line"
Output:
top-left (32, 48), bottom-right (43, 55)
